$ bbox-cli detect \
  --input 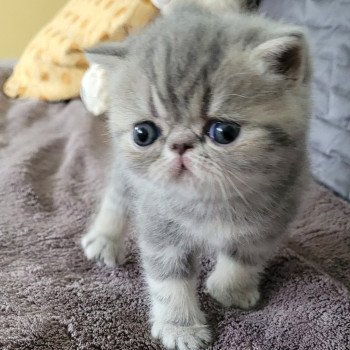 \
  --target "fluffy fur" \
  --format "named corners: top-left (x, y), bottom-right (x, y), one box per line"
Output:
top-left (81, 1), bottom-right (311, 349)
